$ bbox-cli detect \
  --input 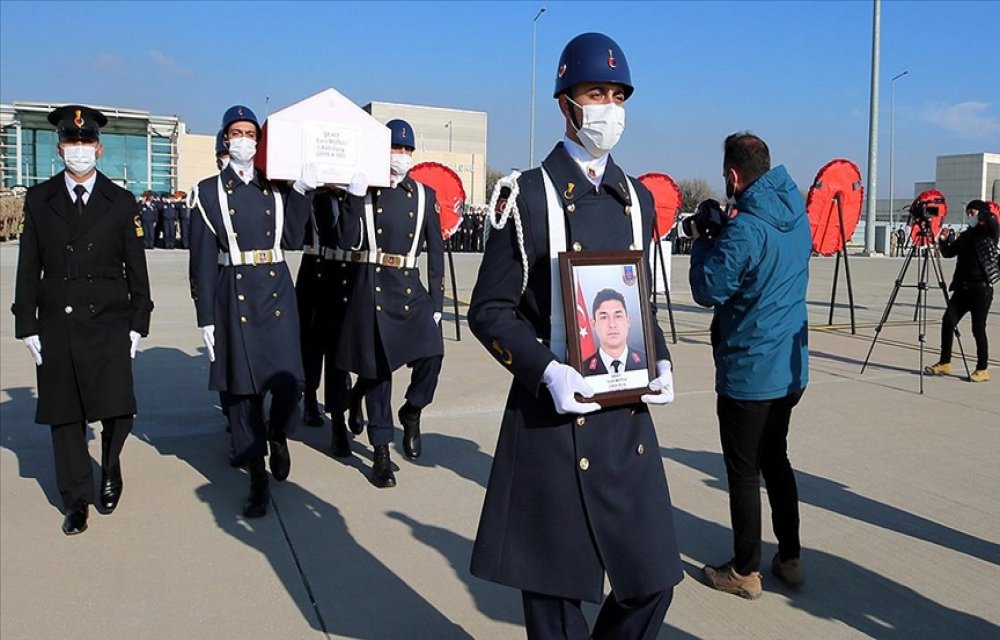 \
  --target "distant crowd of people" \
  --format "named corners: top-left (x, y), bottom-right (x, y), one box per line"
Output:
top-left (137, 190), bottom-right (191, 250)
top-left (444, 206), bottom-right (487, 253)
